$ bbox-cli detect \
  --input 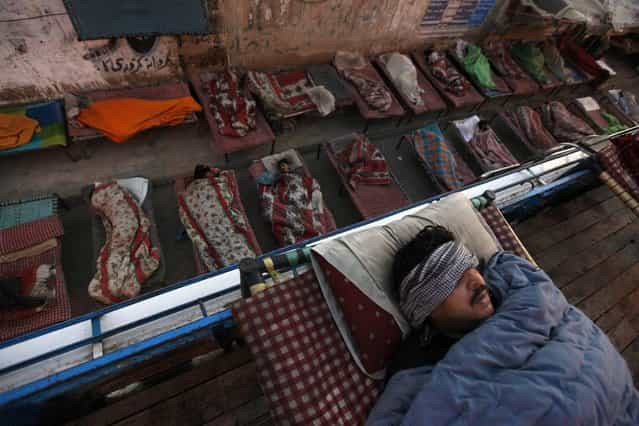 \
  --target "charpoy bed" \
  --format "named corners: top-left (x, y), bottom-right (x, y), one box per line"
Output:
top-left (323, 133), bottom-right (410, 219)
